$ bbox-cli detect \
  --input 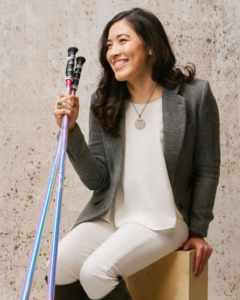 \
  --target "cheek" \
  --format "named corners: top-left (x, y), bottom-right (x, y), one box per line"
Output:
top-left (106, 52), bottom-right (110, 64)
top-left (124, 44), bottom-right (147, 66)
top-left (123, 44), bottom-right (135, 59)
